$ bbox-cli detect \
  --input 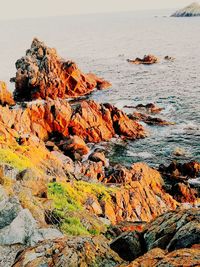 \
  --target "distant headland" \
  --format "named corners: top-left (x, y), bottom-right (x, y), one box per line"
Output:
top-left (171, 2), bottom-right (200, 17)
